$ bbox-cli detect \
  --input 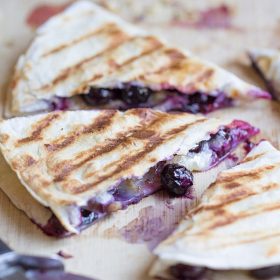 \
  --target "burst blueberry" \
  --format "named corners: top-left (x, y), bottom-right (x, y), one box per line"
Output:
top-left (83, 87), bottom-right (116, 105)
top-left (208, 127), bottom-right (232, 157)
top-left (121, 85), bottom-right (151, 105)
top-left (161, 164), bottom-right (193, 196)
